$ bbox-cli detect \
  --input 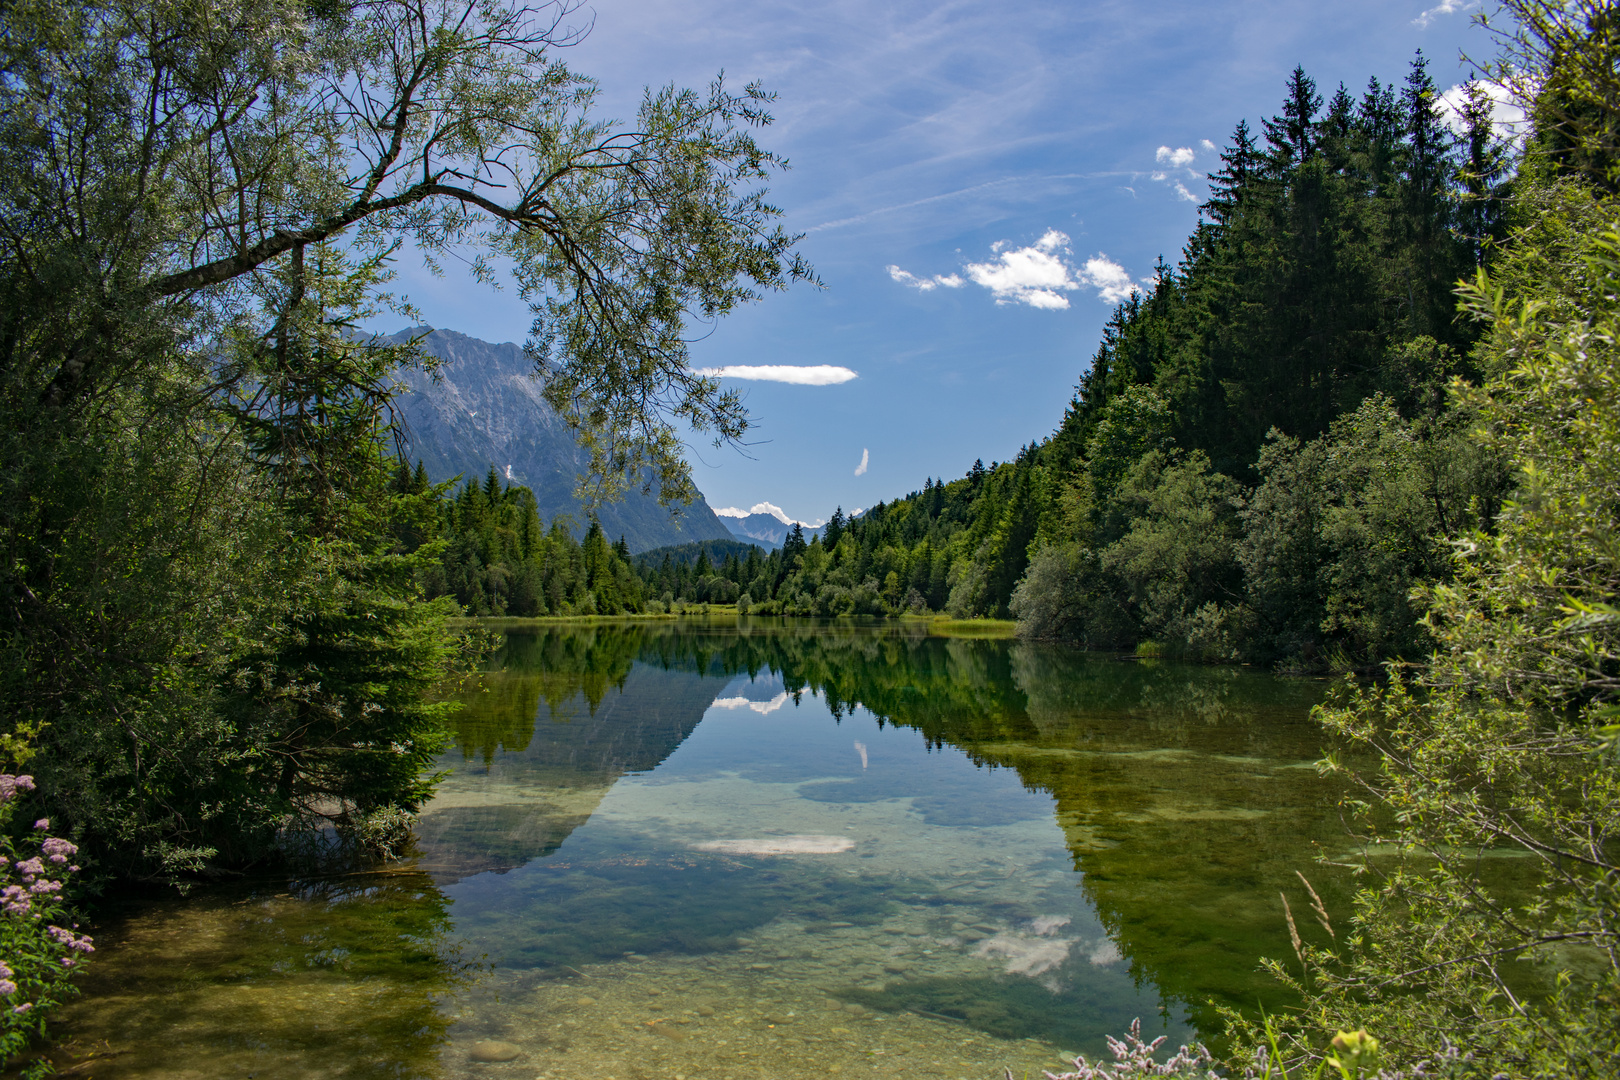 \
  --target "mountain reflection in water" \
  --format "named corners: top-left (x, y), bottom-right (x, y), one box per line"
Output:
top-left (45, 618), bottom-right (1343, 1080)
